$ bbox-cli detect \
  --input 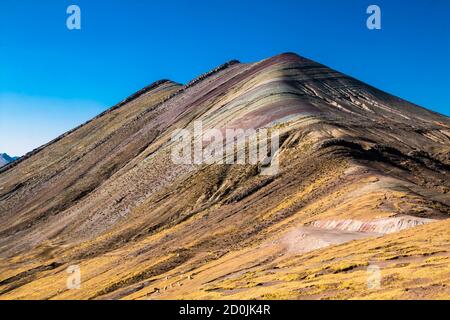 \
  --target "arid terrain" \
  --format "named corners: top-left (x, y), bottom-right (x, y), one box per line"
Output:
top-left (0, 53), bottom-right (449, 300)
